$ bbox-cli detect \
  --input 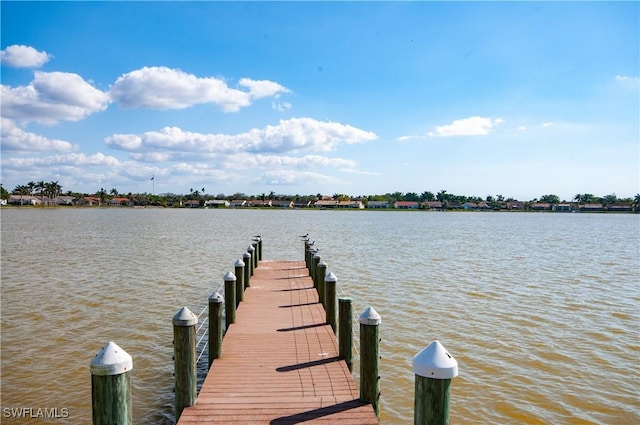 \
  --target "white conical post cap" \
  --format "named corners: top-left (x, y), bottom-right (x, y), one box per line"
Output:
top-left (359, 306), bottom-right (381, 325)
top-left (209, 291), bottom-right (224, 303)
top-left (173, 306), bottom-right (198, 326)
top-left (224, 271), bottom-right (236, 281)
top-left (247, 245), bottom-right (255, 252)
top-left (413, 340), bottom-right (458, 379)
top-left (90, 341), bottom-right (133, 376)
top-left (325, 271), bottom-right (338, 283)
top-left (234, 258), bottom-right (245, 267)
